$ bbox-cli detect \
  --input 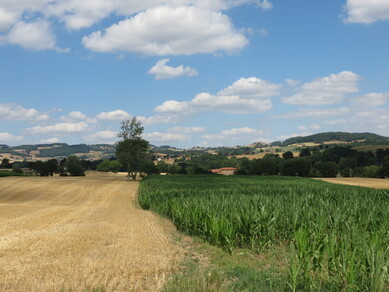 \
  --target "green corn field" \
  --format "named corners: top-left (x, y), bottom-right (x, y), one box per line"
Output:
top-left (139, 175), bottom-right (389, 291)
